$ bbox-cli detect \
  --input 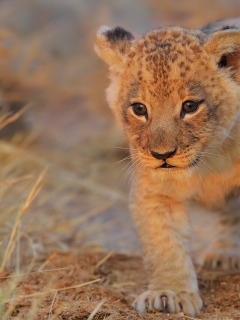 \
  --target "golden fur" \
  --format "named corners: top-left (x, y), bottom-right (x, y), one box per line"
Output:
top-left (95, 21), bottom-right (240, 316)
